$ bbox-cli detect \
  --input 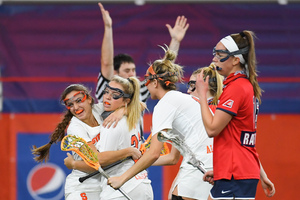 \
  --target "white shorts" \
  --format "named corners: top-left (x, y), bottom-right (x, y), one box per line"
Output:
top-left (169, 167), bottom-right (213, 200)
top-left (102, 182), bottom-right (153, 200)
top-left (65, 191), bottom-right (100, 200)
